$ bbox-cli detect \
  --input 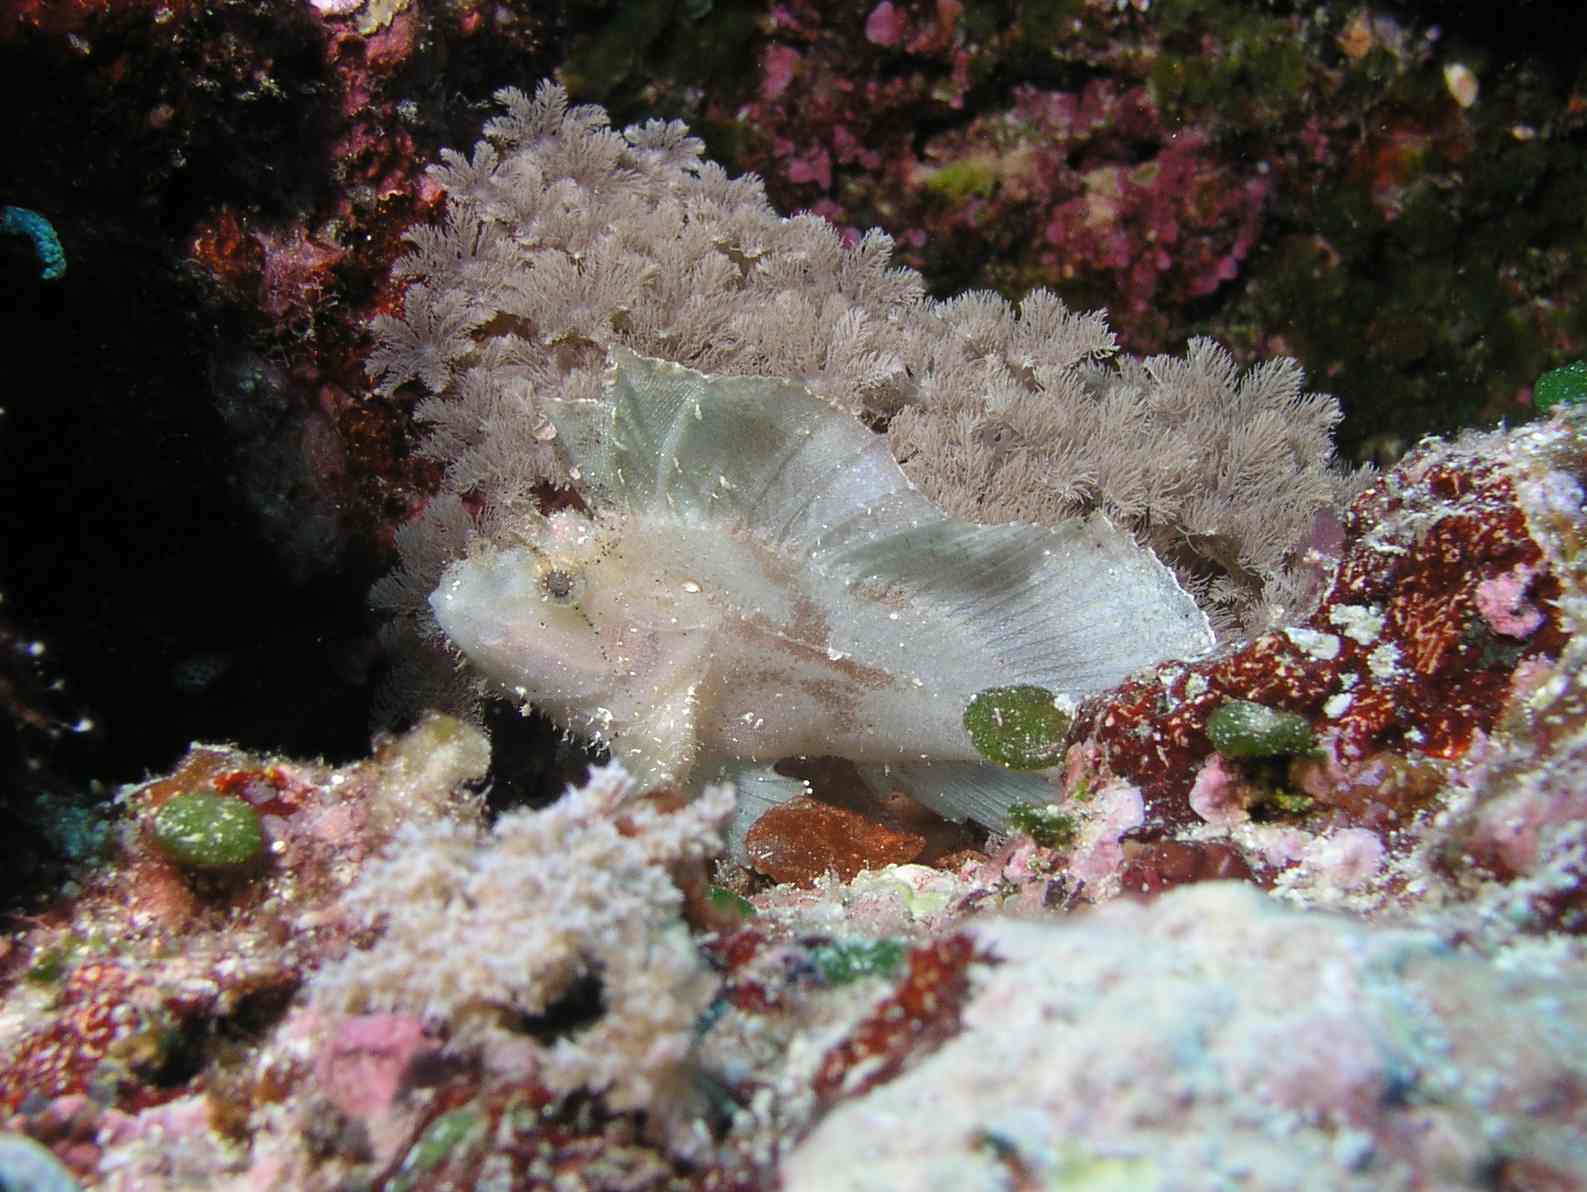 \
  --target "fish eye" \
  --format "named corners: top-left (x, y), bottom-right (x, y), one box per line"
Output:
top-left (539, 566), bottom-right (582, 605)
